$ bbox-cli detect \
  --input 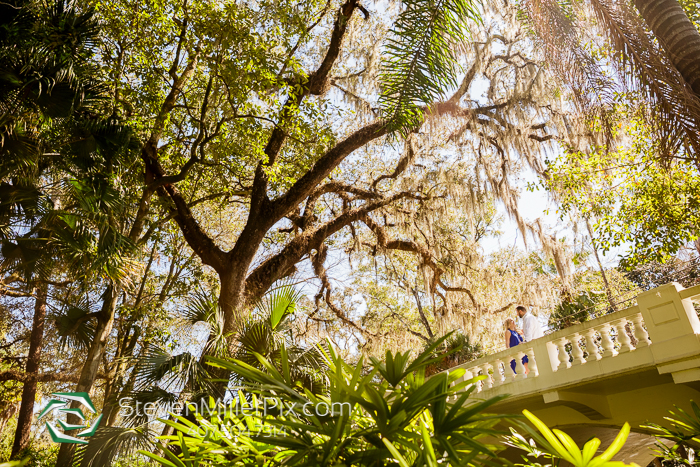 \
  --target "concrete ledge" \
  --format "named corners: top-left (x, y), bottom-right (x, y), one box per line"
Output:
top-left (672, 368), bottom-right (700, 384)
